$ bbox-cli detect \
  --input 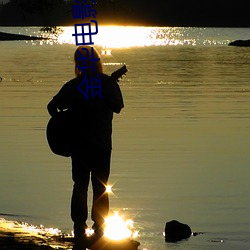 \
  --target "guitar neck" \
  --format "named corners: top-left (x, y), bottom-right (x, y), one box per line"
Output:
top-left (110, 65), bottom-right (128, 82)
